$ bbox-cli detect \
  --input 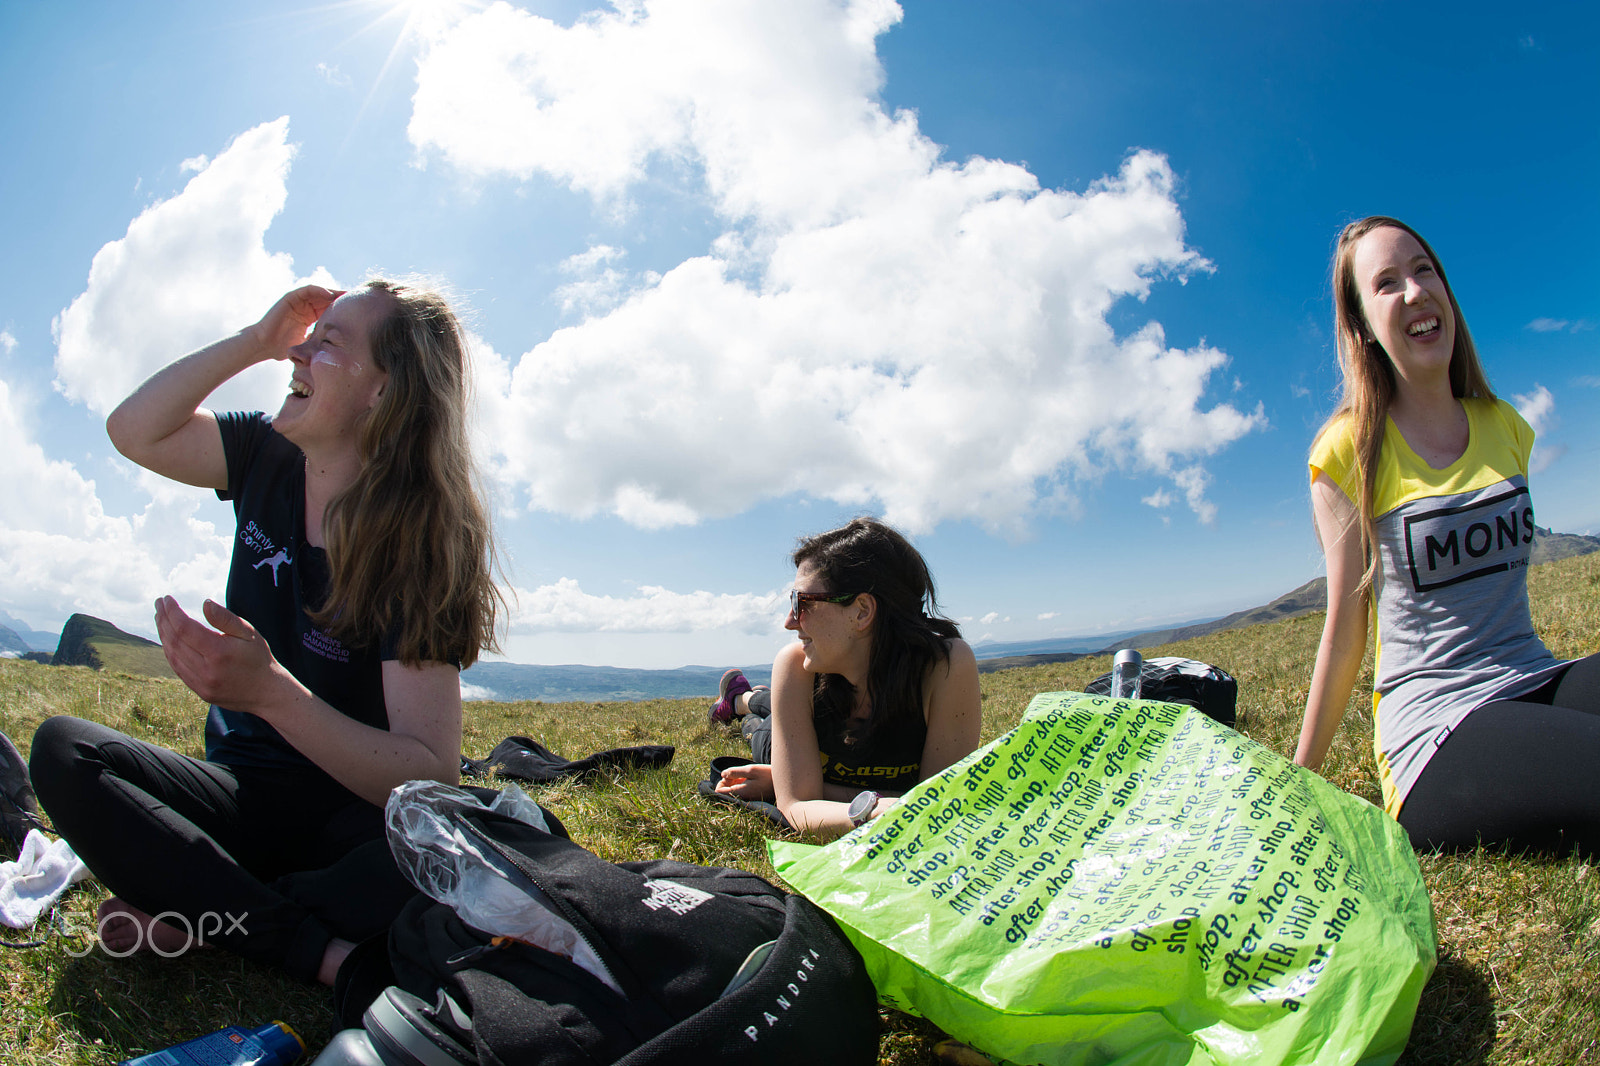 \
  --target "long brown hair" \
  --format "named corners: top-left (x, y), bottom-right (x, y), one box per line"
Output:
top-left (309, 278), bottom-right (503, 666)
top-left (796, 517), bottom-right (961, 748)
top-left (1313, 216), bottom-right (1494, 593)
